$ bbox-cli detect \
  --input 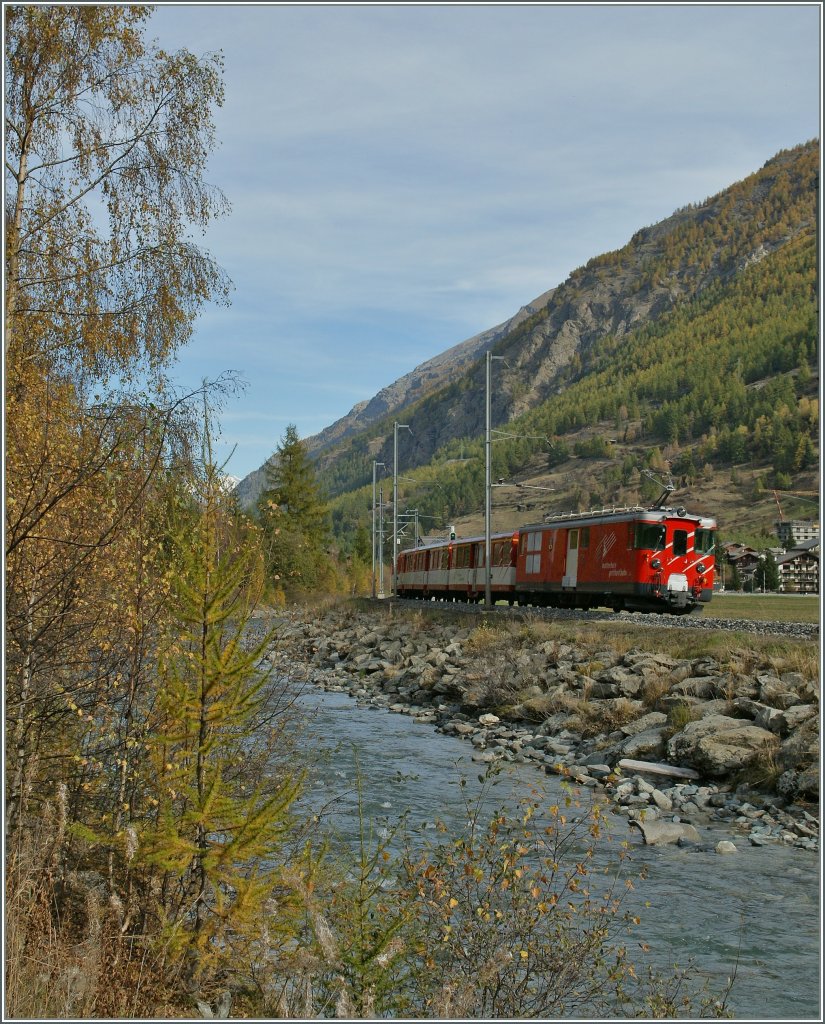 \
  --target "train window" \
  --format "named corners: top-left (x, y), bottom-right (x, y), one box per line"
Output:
top-left (580, 527), bottom-right (590, 549)
top-left (524, 531), bottom-right (542, 573)
top-left (634, 523), bottom-right (665, 551)
top-left (475, 543), bottom-right (484, 567)
top-left (695, 528), bottom-right (715, 554)
top-left (673, 530), bottom-right (688, 557)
